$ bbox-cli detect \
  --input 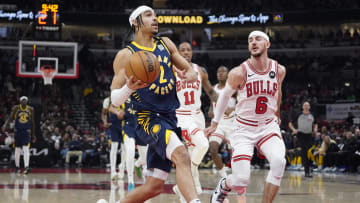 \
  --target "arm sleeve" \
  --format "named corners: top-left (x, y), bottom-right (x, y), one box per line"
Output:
top-left (213, 83), bottom-right (236, 123)
top-left (102, 97), bottom-right (109, 109)
top-left (111, 85), bottom-right (133, 107)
